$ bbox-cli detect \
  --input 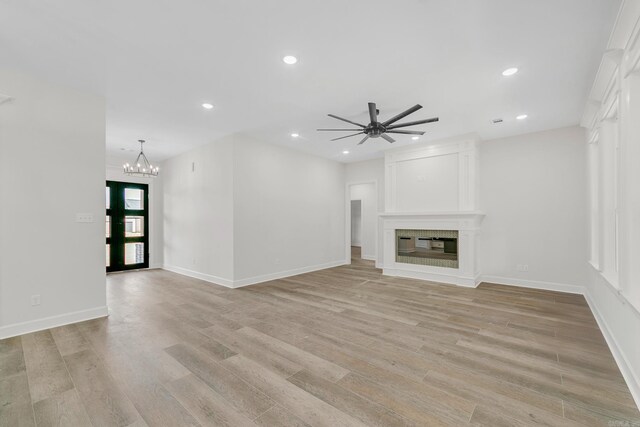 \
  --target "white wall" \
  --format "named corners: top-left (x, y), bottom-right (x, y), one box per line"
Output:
top-left (0, 69), bottom-right (107, 338)
top-left (232, 135), bottom-right (345, 284)
top-left (581, 2), bottom-right (640, 405)
top-left (349, 184), bottom-right (376, 260)
top-left (350, 200), bottom-right (362, 246)
top-left (161, 133), bottom-right (345, 286)
top-left (479, 126), bottom-right (588, 291)
top-left (162, 135), bottom-right (235, 285)
top-left (345, 158), bottom-right (384, 267)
